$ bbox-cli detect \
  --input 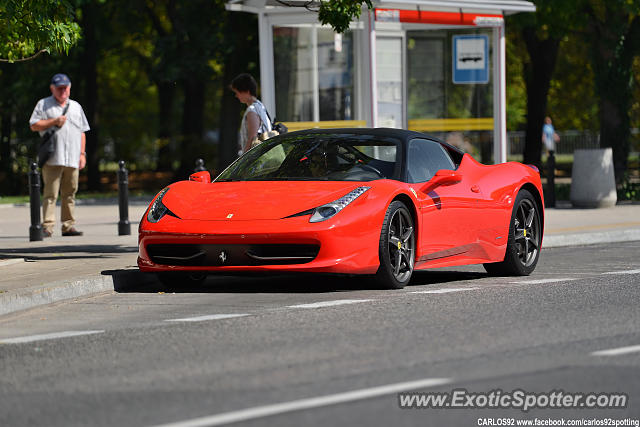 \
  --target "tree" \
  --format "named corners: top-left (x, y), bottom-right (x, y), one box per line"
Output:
top-left (0, 0), bottom-right (82, 62)
top-left (509, 0), bottom-right (640, 181)
top-left (318, 0), bottom-right (372, 34)
top-left (270, 0), bottom-right (371, 34)
top-left (140, 0), bottom-right (227, 178)
top-left (0, 1), bottom-right (83, 193)
top-left (582, 0), bottom-right (640, 182)
top-left (507, 1), bottom-right (569, 170)
top-left (77, 0), bottom-right (101, 190)
top-left (545, 31), bottom-right (597, 132)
